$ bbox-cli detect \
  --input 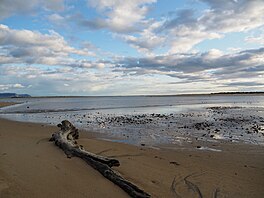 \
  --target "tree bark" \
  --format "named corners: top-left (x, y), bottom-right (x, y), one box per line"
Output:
top-left (50, 120), bottom-right (151, 198)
